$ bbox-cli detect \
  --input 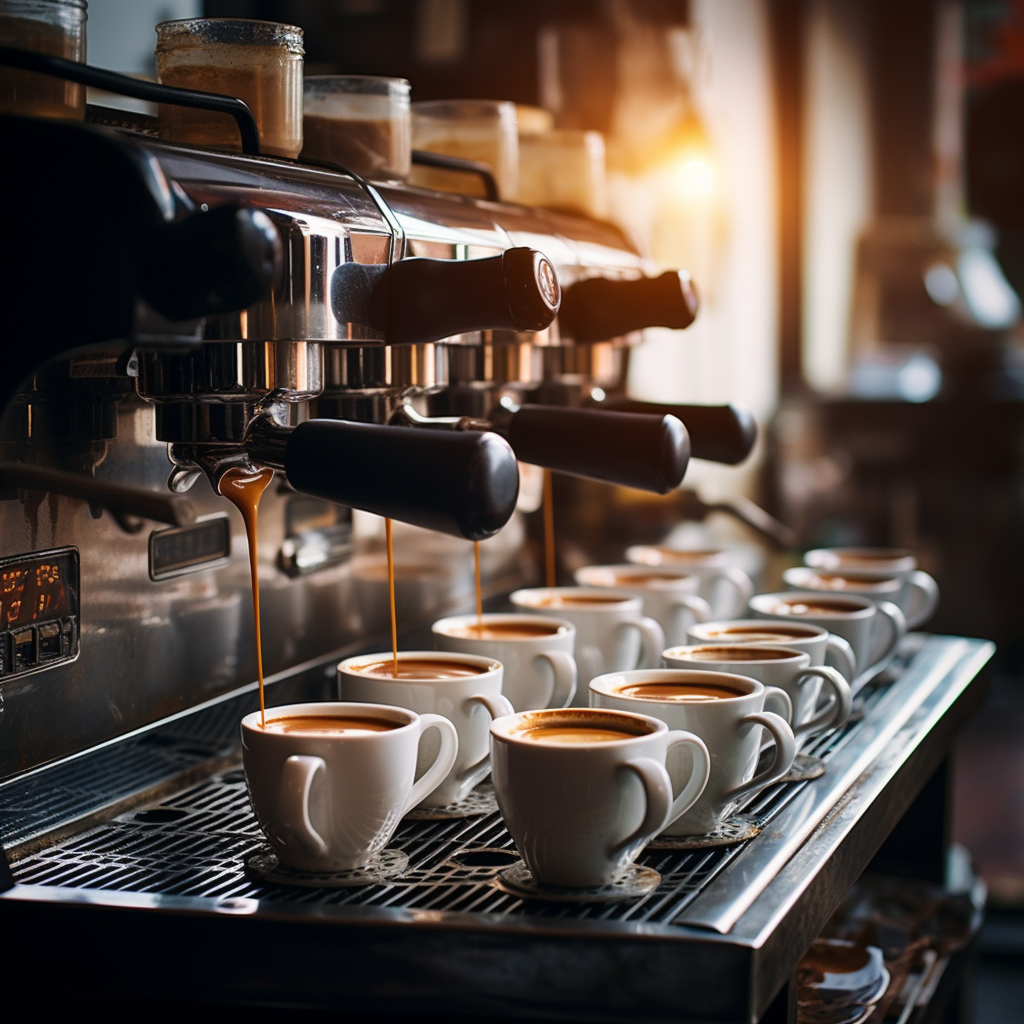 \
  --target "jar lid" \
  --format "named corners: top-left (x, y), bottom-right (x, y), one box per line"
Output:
top-left (155, 18), bottom-right (304, 55)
